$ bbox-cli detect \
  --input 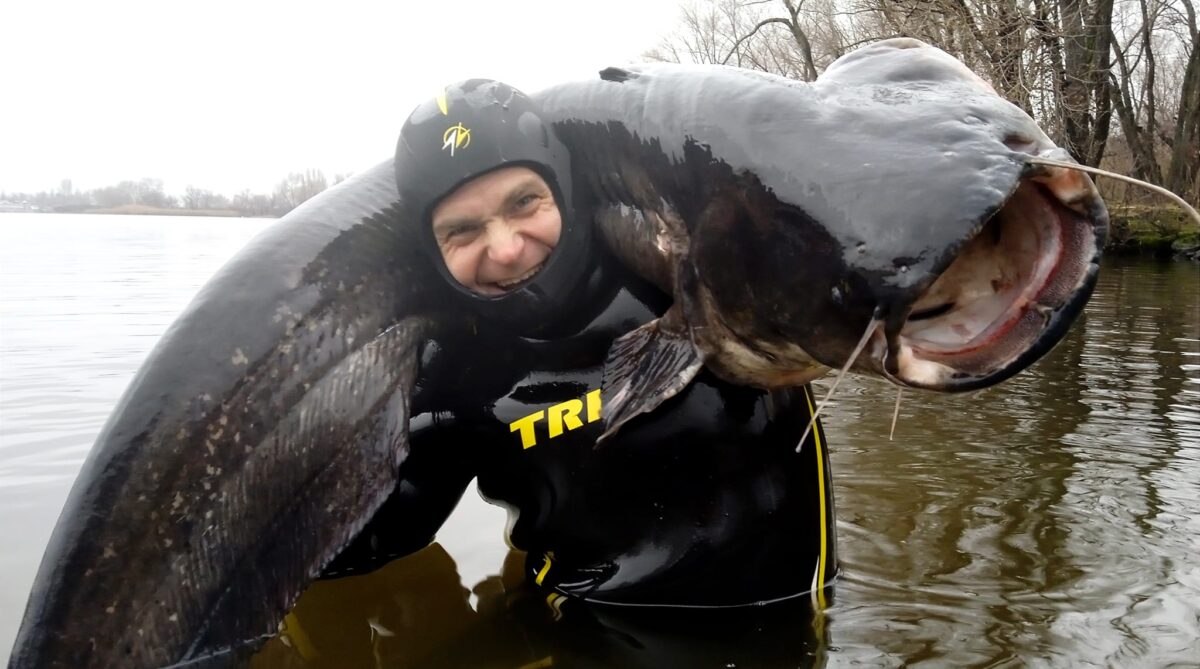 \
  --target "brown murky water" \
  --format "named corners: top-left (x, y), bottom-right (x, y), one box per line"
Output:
top-left (826, 257), bottom-right (1200, 667)
top-left (2, 215), bottom-right (1198, 667)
